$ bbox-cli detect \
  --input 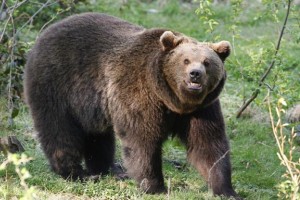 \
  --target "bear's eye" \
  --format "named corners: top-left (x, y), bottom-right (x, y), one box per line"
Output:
top-left (184, 59), bottom-right (190, 65)
top-left (203, 60), bottom-right (210, 67)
